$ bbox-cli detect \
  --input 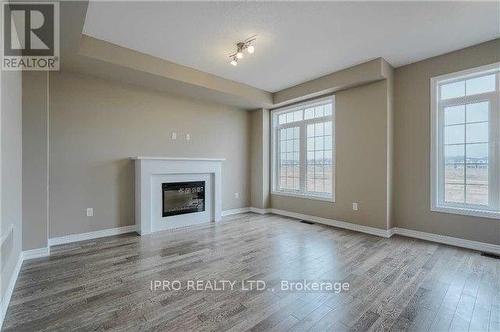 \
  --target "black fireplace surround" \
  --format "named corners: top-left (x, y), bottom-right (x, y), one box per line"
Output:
top-left (162, 181), bottom-right (205, 217)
